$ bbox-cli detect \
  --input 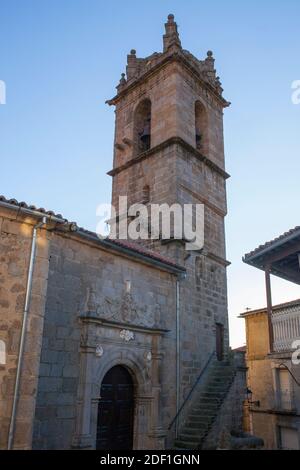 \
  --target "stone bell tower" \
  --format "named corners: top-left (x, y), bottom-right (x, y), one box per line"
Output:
top-left (107, 14), bottom-right (231, 401)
